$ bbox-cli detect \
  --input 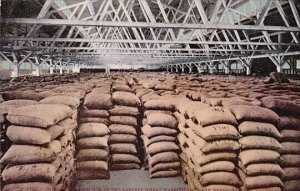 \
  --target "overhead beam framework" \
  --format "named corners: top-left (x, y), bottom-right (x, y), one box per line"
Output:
top-left (0, 0), bottom-right (299, 70)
